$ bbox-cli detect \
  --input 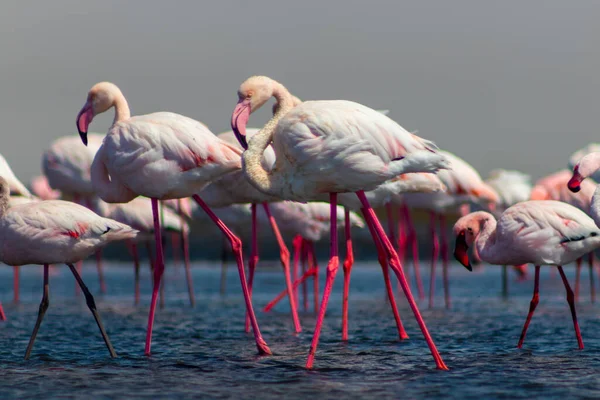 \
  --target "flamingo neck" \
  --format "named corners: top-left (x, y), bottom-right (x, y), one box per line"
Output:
top-left (590, 184), bottom-right (600, 228)
top-left (475, 216), bottom-right (501, 263)
top-left (0, 191), bottom-right (7, 217)
top-left (112, 93), bottom-right (131, 126)
top-left (242, 82), bottom-right (295, 197)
